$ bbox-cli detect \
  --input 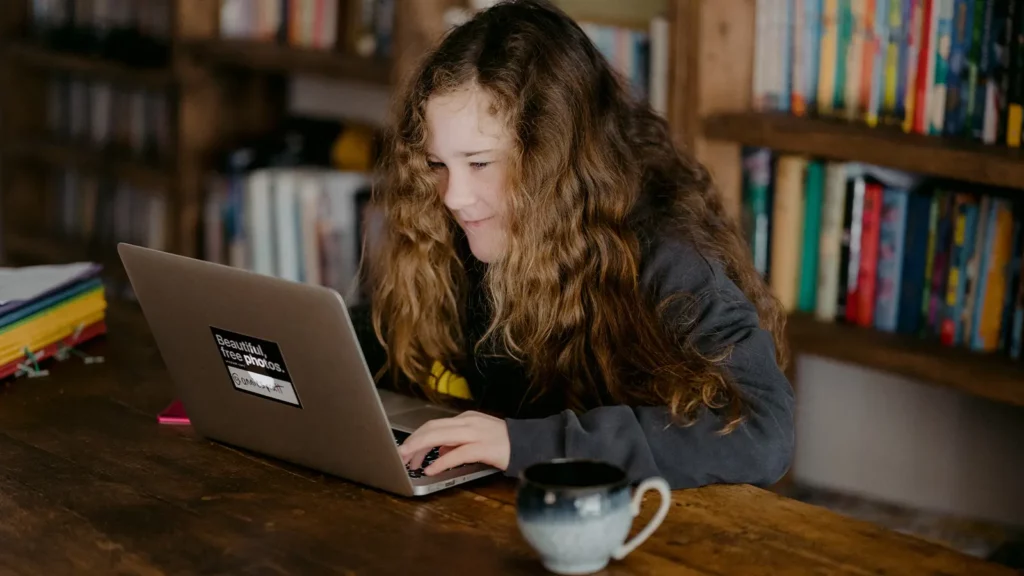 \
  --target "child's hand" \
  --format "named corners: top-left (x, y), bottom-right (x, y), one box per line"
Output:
top-left (397, 411), bottom-right (510, 475)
